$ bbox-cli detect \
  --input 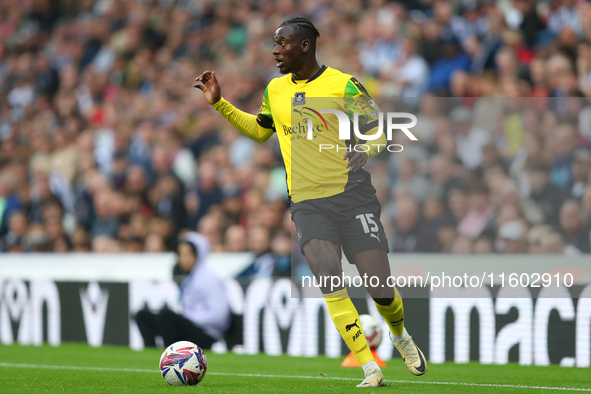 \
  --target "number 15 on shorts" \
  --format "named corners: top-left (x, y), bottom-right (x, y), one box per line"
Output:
top-left (355, 213), bottom-right (381, 243)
